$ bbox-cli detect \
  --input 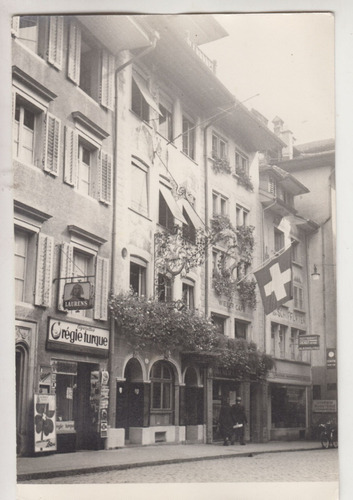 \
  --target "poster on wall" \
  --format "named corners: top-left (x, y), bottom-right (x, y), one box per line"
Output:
top-left (34, 394), bottom-right (57, 453)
